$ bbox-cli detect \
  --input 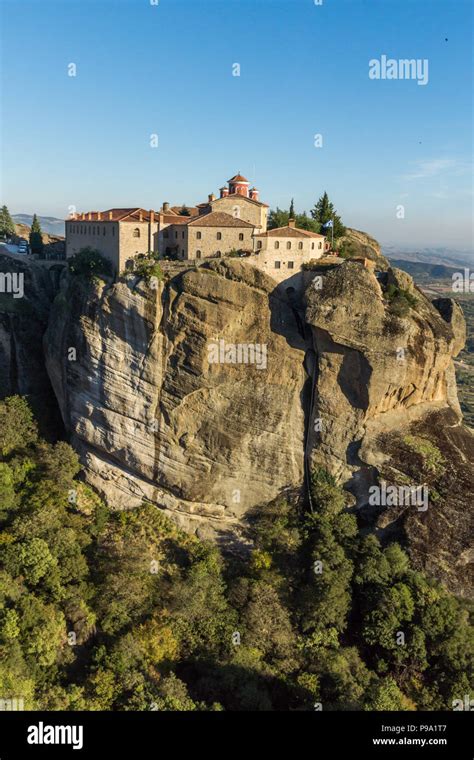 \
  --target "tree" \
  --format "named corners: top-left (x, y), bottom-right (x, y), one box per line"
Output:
top-left (0, 206), bottom-right (15, 239)
top-left (268, 206), bottom-right (321, 233)
top-left (311, 192), bottom-right (346, 240)
top-left (68, 247), bottom-right (112, 278)
top-left (0, 396), bottom-right (38, 457)
top-left (178, 205), bottom-right (191, 216)
top-left (289, 198), bottom-right (295, 218)
top-left (29, 214), bottom-right (43, 255)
